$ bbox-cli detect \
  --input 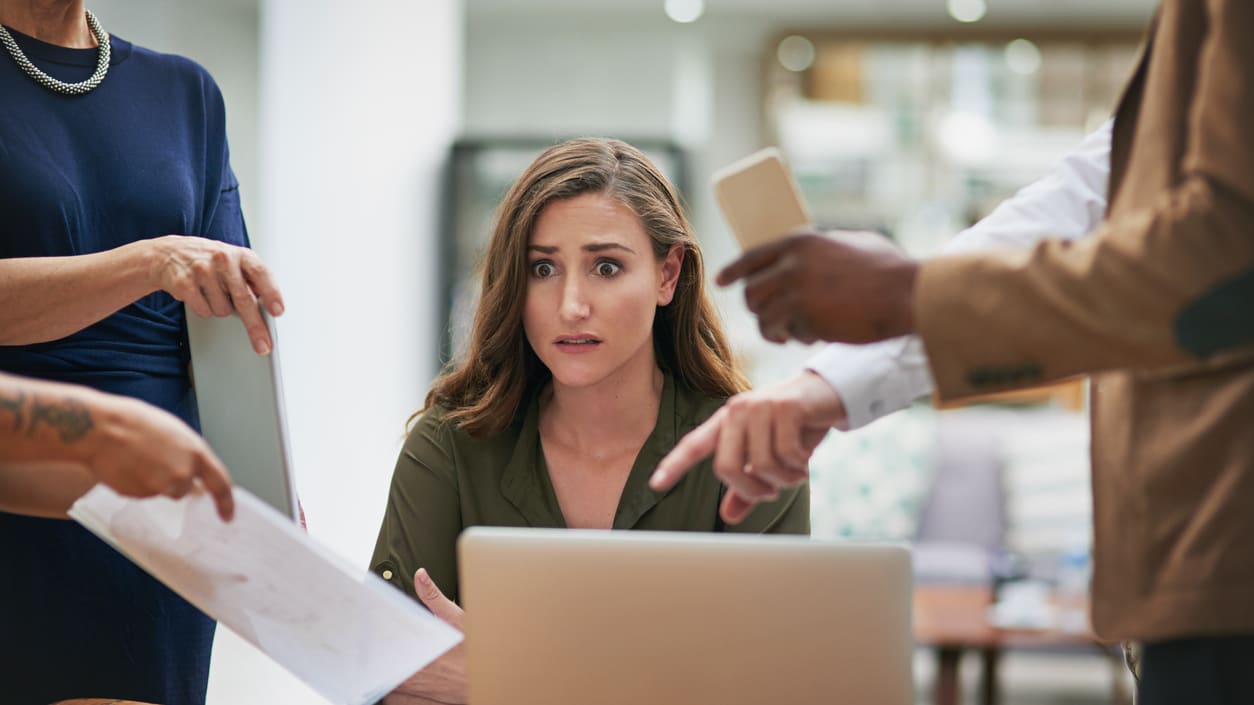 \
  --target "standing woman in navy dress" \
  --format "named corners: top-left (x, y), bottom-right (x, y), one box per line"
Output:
top-left (0, 2), bottom-right (284, 703)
